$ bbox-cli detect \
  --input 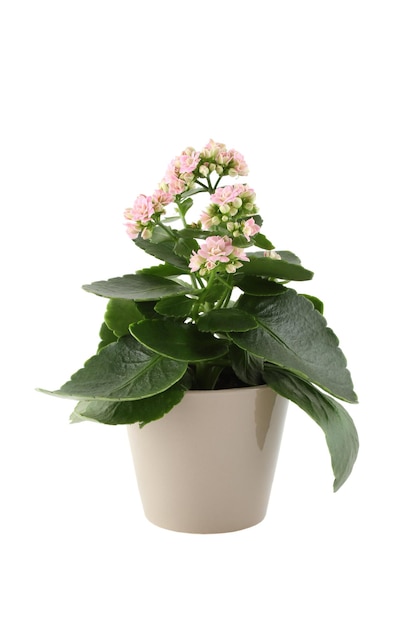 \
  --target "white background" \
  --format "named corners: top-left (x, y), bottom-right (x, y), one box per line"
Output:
top-left (1, 1), bottom-right (416, 624)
